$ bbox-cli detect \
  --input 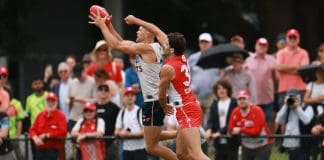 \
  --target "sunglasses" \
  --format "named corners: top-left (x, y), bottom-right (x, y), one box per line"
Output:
top-left (98, 87), bottom-right (109, 92)
top-left (84, 109), bottom-right (95, 113)
top-left (288, 36), bottom-right (298, 40)
top-left (97, 48), bottom-right (108, 52)
top-left (0, 75), bottom-right (7, 79)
